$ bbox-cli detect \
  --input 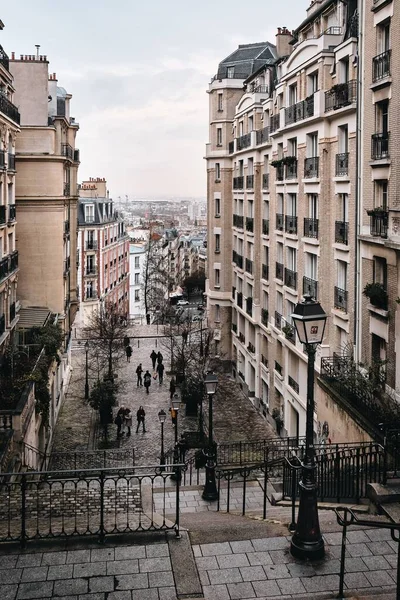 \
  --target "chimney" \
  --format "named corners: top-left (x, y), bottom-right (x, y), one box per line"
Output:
top-left (35, 44), bottom-right (40, 59)
top-left (11, 52), bottom-right (15, 60)
top-left (276, 26), bottom-right (294, 57)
